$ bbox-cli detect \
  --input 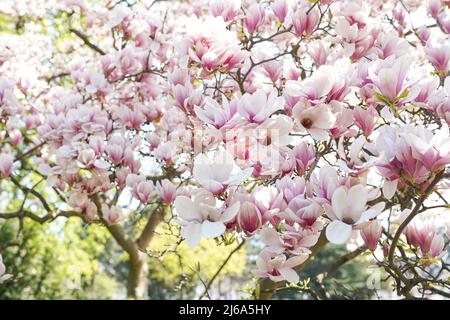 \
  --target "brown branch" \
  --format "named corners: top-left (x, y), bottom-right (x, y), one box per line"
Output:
top-left (388, 170), bottom-right (445, 265)
top-left (0, 209), bottom-right (81, 223)
top-left (92, 193), bottom-right (139, 258)
top-left (136, 203), bottom-right (169, 251)
top-left (319, 245), bottom-right (367, 280)
top-left (69, 28), bottom-right (106, 55)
